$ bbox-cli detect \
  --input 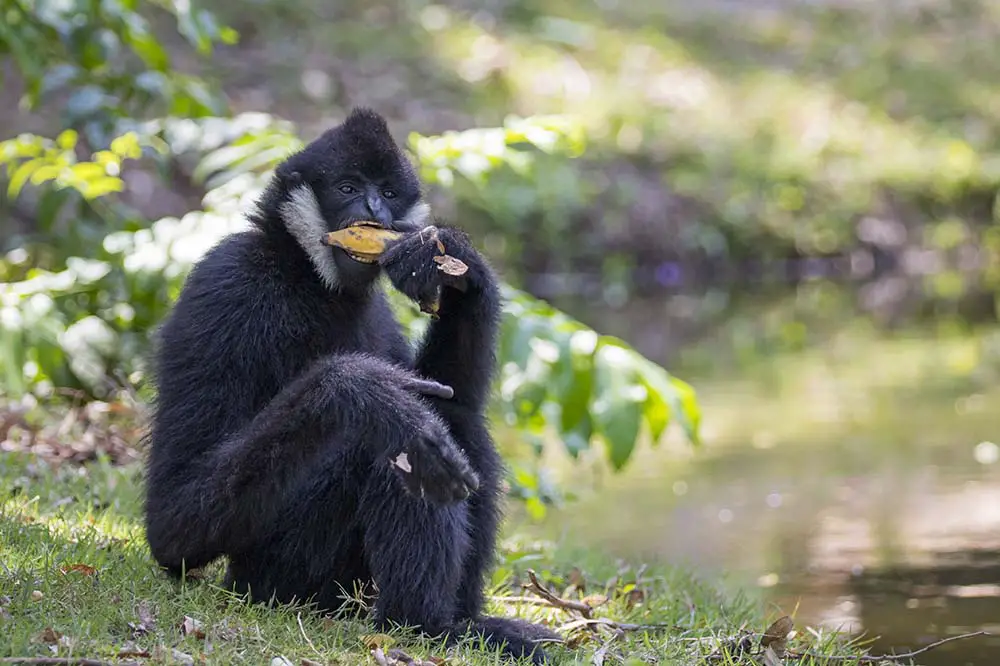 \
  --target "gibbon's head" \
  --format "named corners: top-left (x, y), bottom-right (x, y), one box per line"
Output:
top-left (274, 107), bottom-right (430, 290)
